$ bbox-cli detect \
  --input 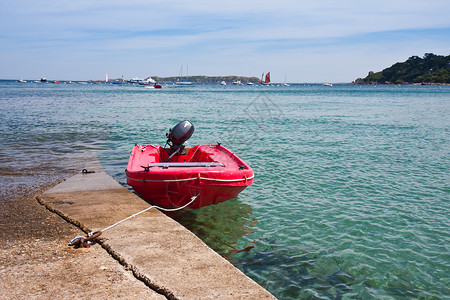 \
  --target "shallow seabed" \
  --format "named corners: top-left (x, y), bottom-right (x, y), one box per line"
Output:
top-left (1, 81), bottom-right (449, 299)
